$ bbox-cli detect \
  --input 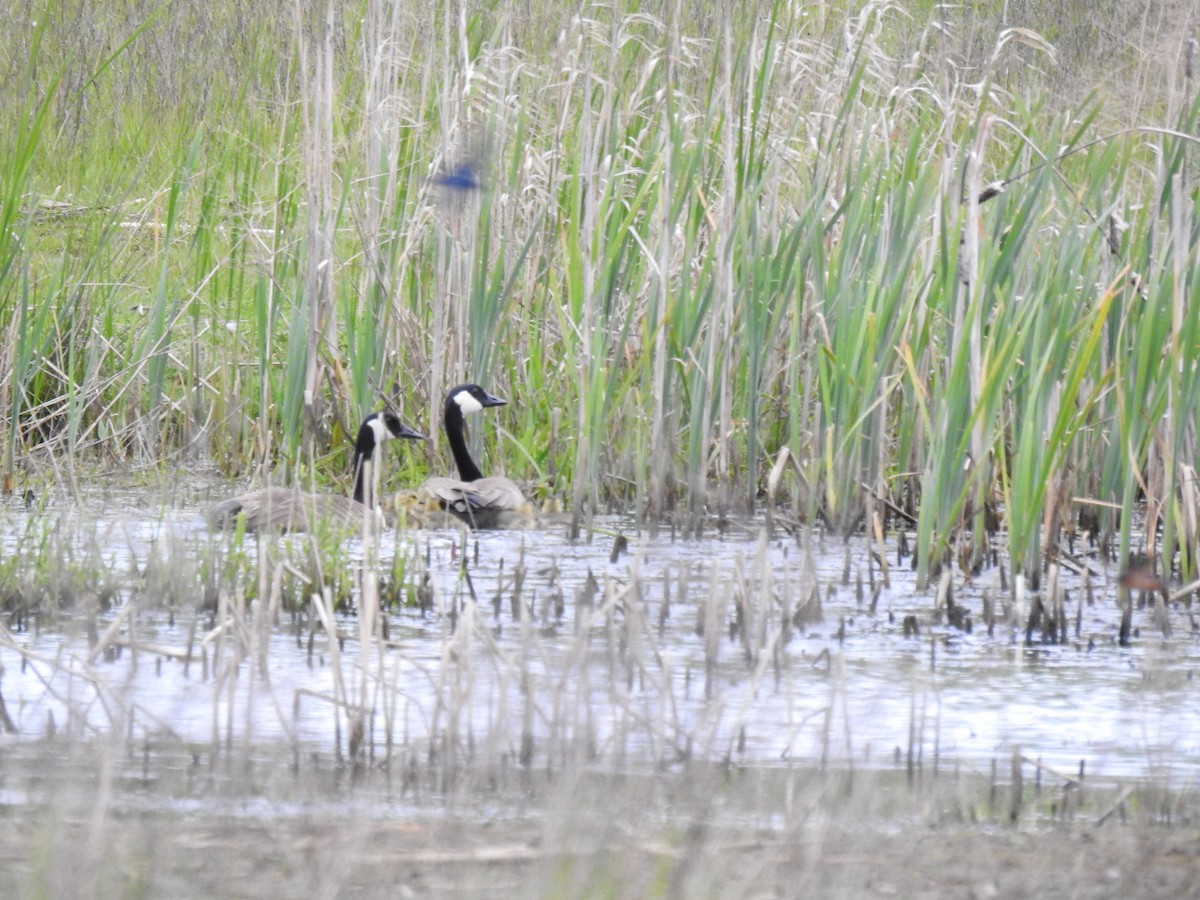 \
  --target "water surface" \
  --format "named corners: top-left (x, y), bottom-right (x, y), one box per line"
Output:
top-left (1, 485), bottom-right (1196, 786)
